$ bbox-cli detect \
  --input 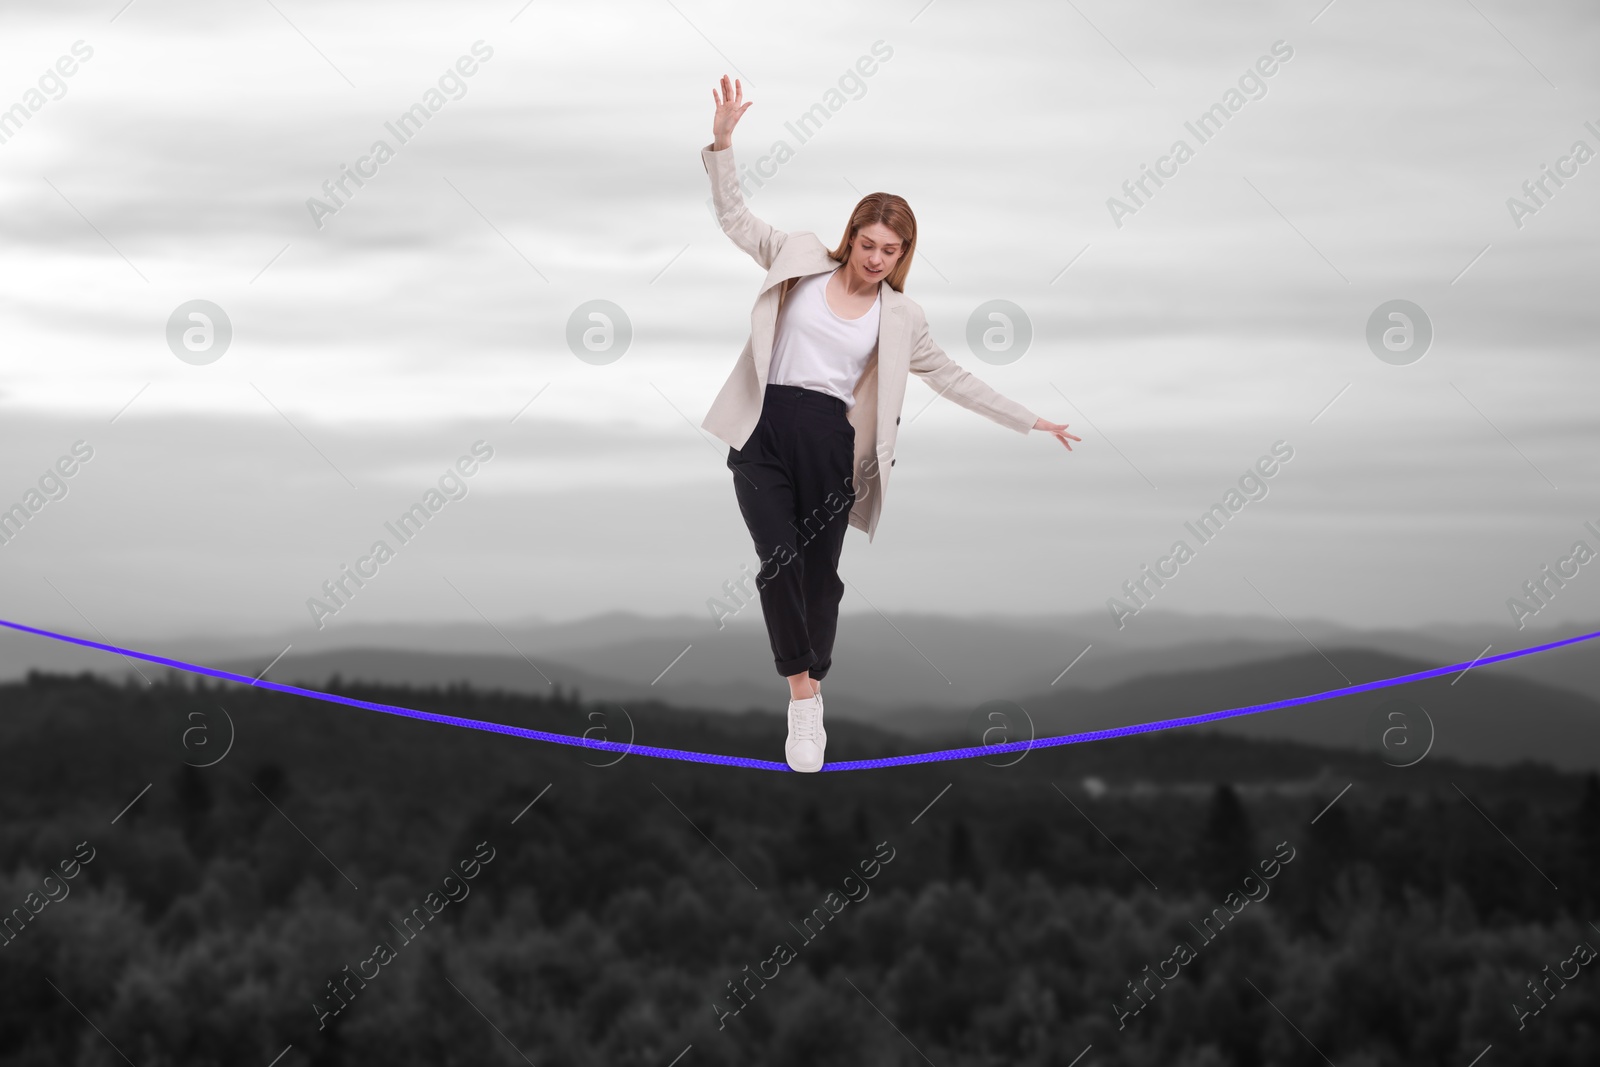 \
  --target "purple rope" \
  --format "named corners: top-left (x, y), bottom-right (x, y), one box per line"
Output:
top-left (2, 616), bottom-right (1596, 773)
